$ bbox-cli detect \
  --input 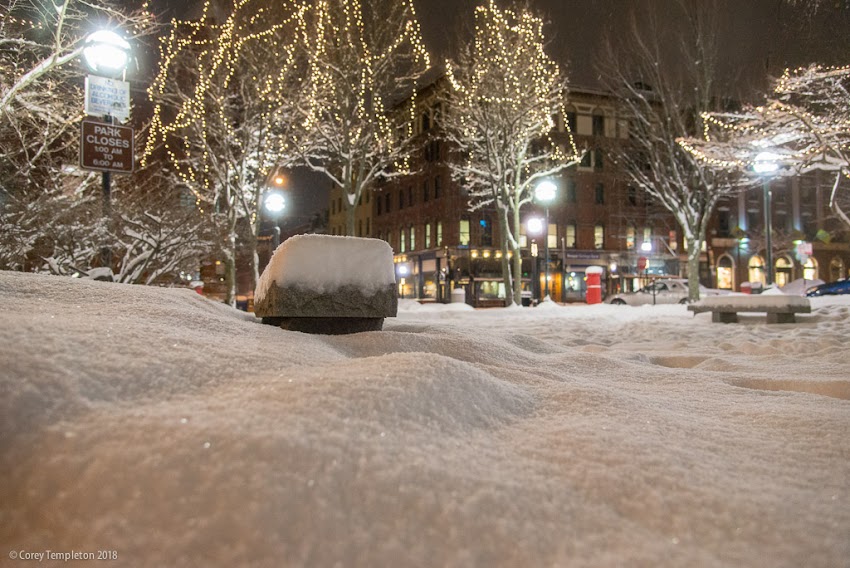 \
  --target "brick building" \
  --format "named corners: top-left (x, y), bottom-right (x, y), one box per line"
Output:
top-left (326, 83), bottom-right (849, 306)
